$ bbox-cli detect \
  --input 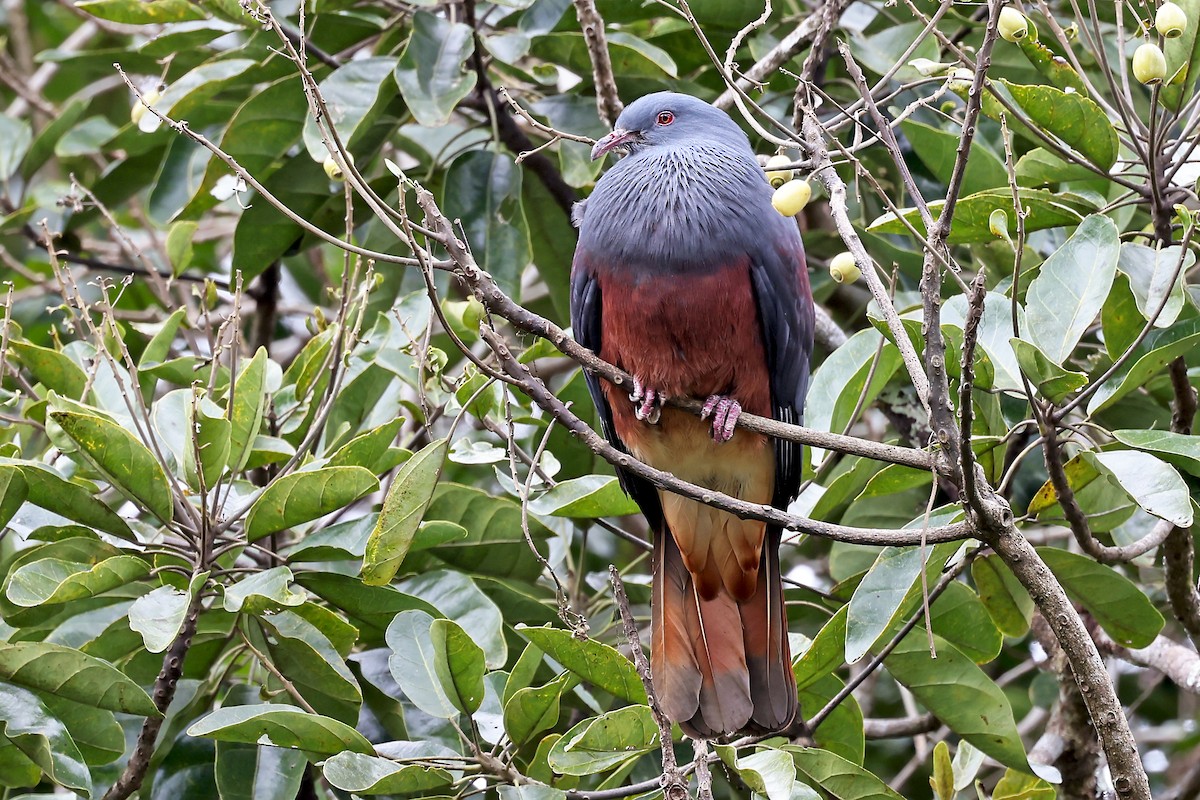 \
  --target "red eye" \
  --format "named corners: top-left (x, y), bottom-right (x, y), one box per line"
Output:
top-left (657, 111), bottom-right (675, 125)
